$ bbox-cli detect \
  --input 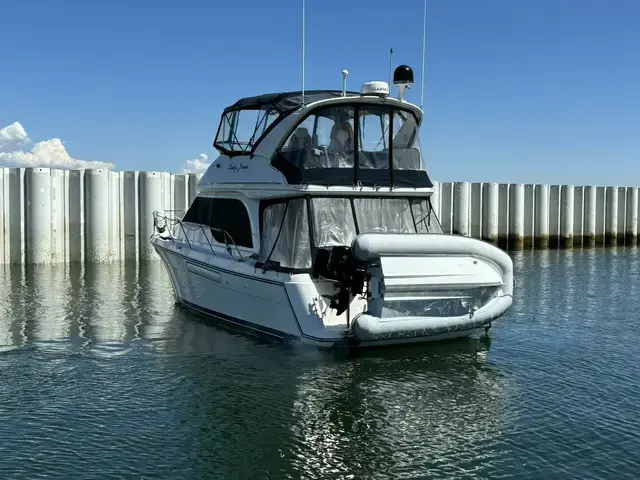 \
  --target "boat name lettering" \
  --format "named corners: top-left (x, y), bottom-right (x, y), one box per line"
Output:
top-left (228, 161), bottom-right (249, 173)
